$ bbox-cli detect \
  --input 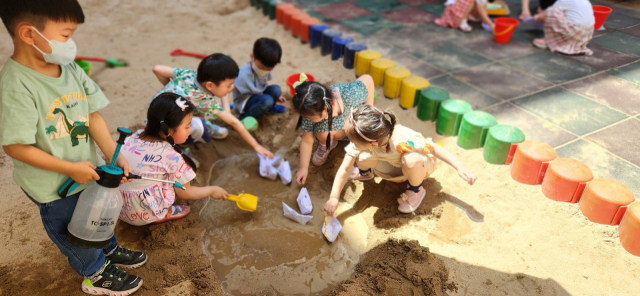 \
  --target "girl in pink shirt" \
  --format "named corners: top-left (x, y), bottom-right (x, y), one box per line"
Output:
top-left (119, 93), bottom-right (228, 225)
